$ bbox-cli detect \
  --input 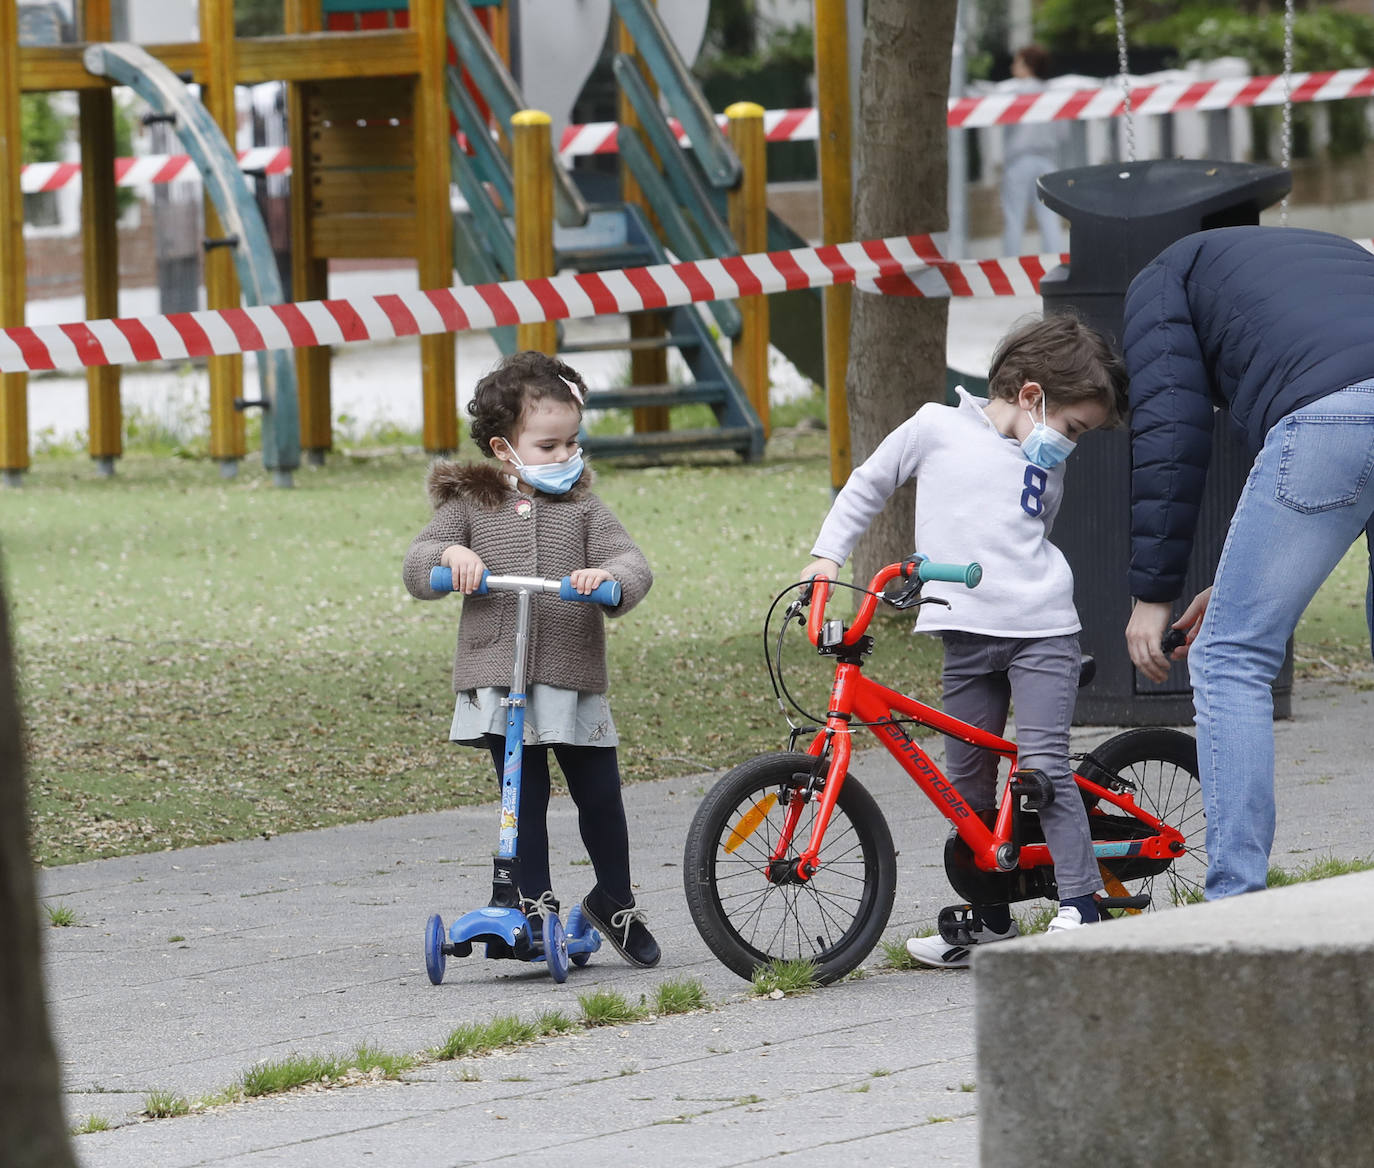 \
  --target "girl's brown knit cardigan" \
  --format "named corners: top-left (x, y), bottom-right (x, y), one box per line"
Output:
top-left (402, 461), bottom-right (652, 695)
